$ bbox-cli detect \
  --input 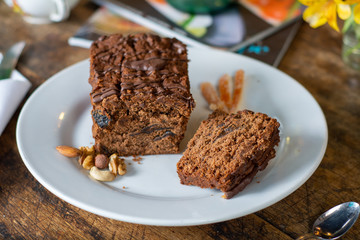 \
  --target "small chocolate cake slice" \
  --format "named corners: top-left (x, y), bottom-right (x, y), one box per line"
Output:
top-left (89, 33), bottom-right (195, 156)
top-left (177, 110), bottom-right (280, 199)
